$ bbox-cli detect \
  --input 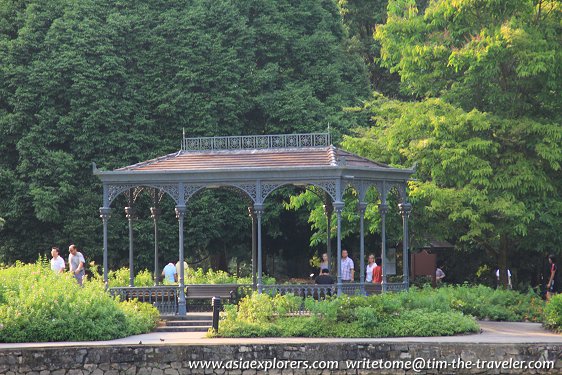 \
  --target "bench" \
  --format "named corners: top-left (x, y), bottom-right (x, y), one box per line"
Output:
top-left (185, 284), bottom-right (239, 301)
